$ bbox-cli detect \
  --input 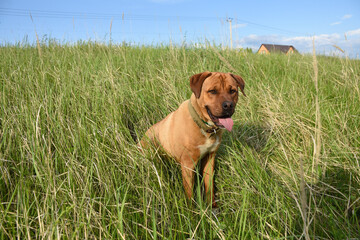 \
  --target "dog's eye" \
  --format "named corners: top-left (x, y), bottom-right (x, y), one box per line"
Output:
top-left (208, 89), bottom-right (217, 94)
top-left (230, 89), bottom-right (237, 94)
